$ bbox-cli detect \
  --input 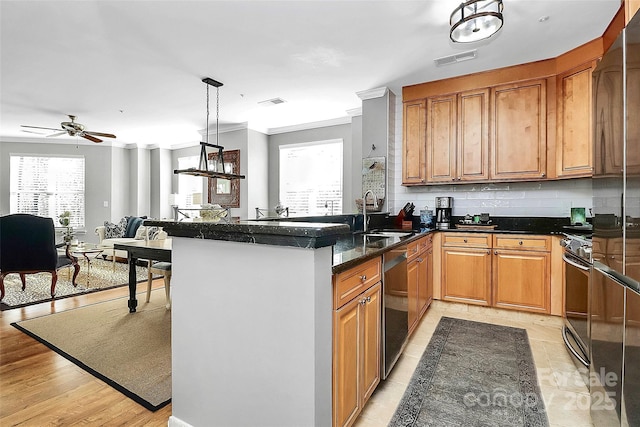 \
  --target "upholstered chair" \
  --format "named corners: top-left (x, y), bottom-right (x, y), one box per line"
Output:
top-left (0, 214), bottom-right (79, 300)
